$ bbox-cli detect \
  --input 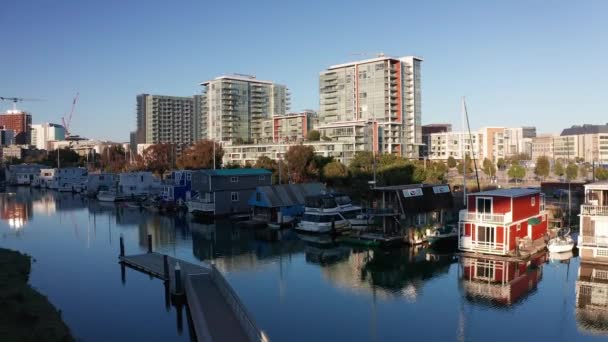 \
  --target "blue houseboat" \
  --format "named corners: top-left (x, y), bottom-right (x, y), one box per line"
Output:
top-left (161, 170), bottom-right (196, 203)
